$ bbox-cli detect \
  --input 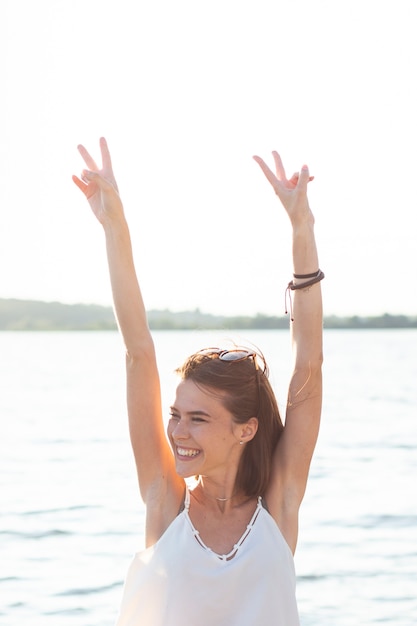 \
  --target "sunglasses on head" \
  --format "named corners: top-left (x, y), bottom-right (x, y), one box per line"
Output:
top-left (197, 348), bottom-right (264, 372)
